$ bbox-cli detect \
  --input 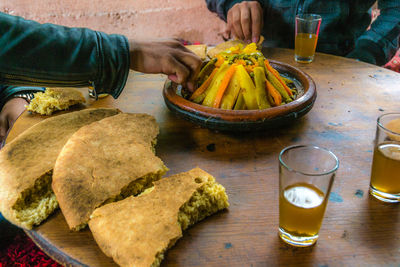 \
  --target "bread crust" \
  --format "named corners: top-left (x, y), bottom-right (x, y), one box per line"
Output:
top-left (52, 113), bottom-right (168, 230)
top-left (0, 108), bottom-right (120, 229)
top-left (89, 168), bottom-right (223, 267)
